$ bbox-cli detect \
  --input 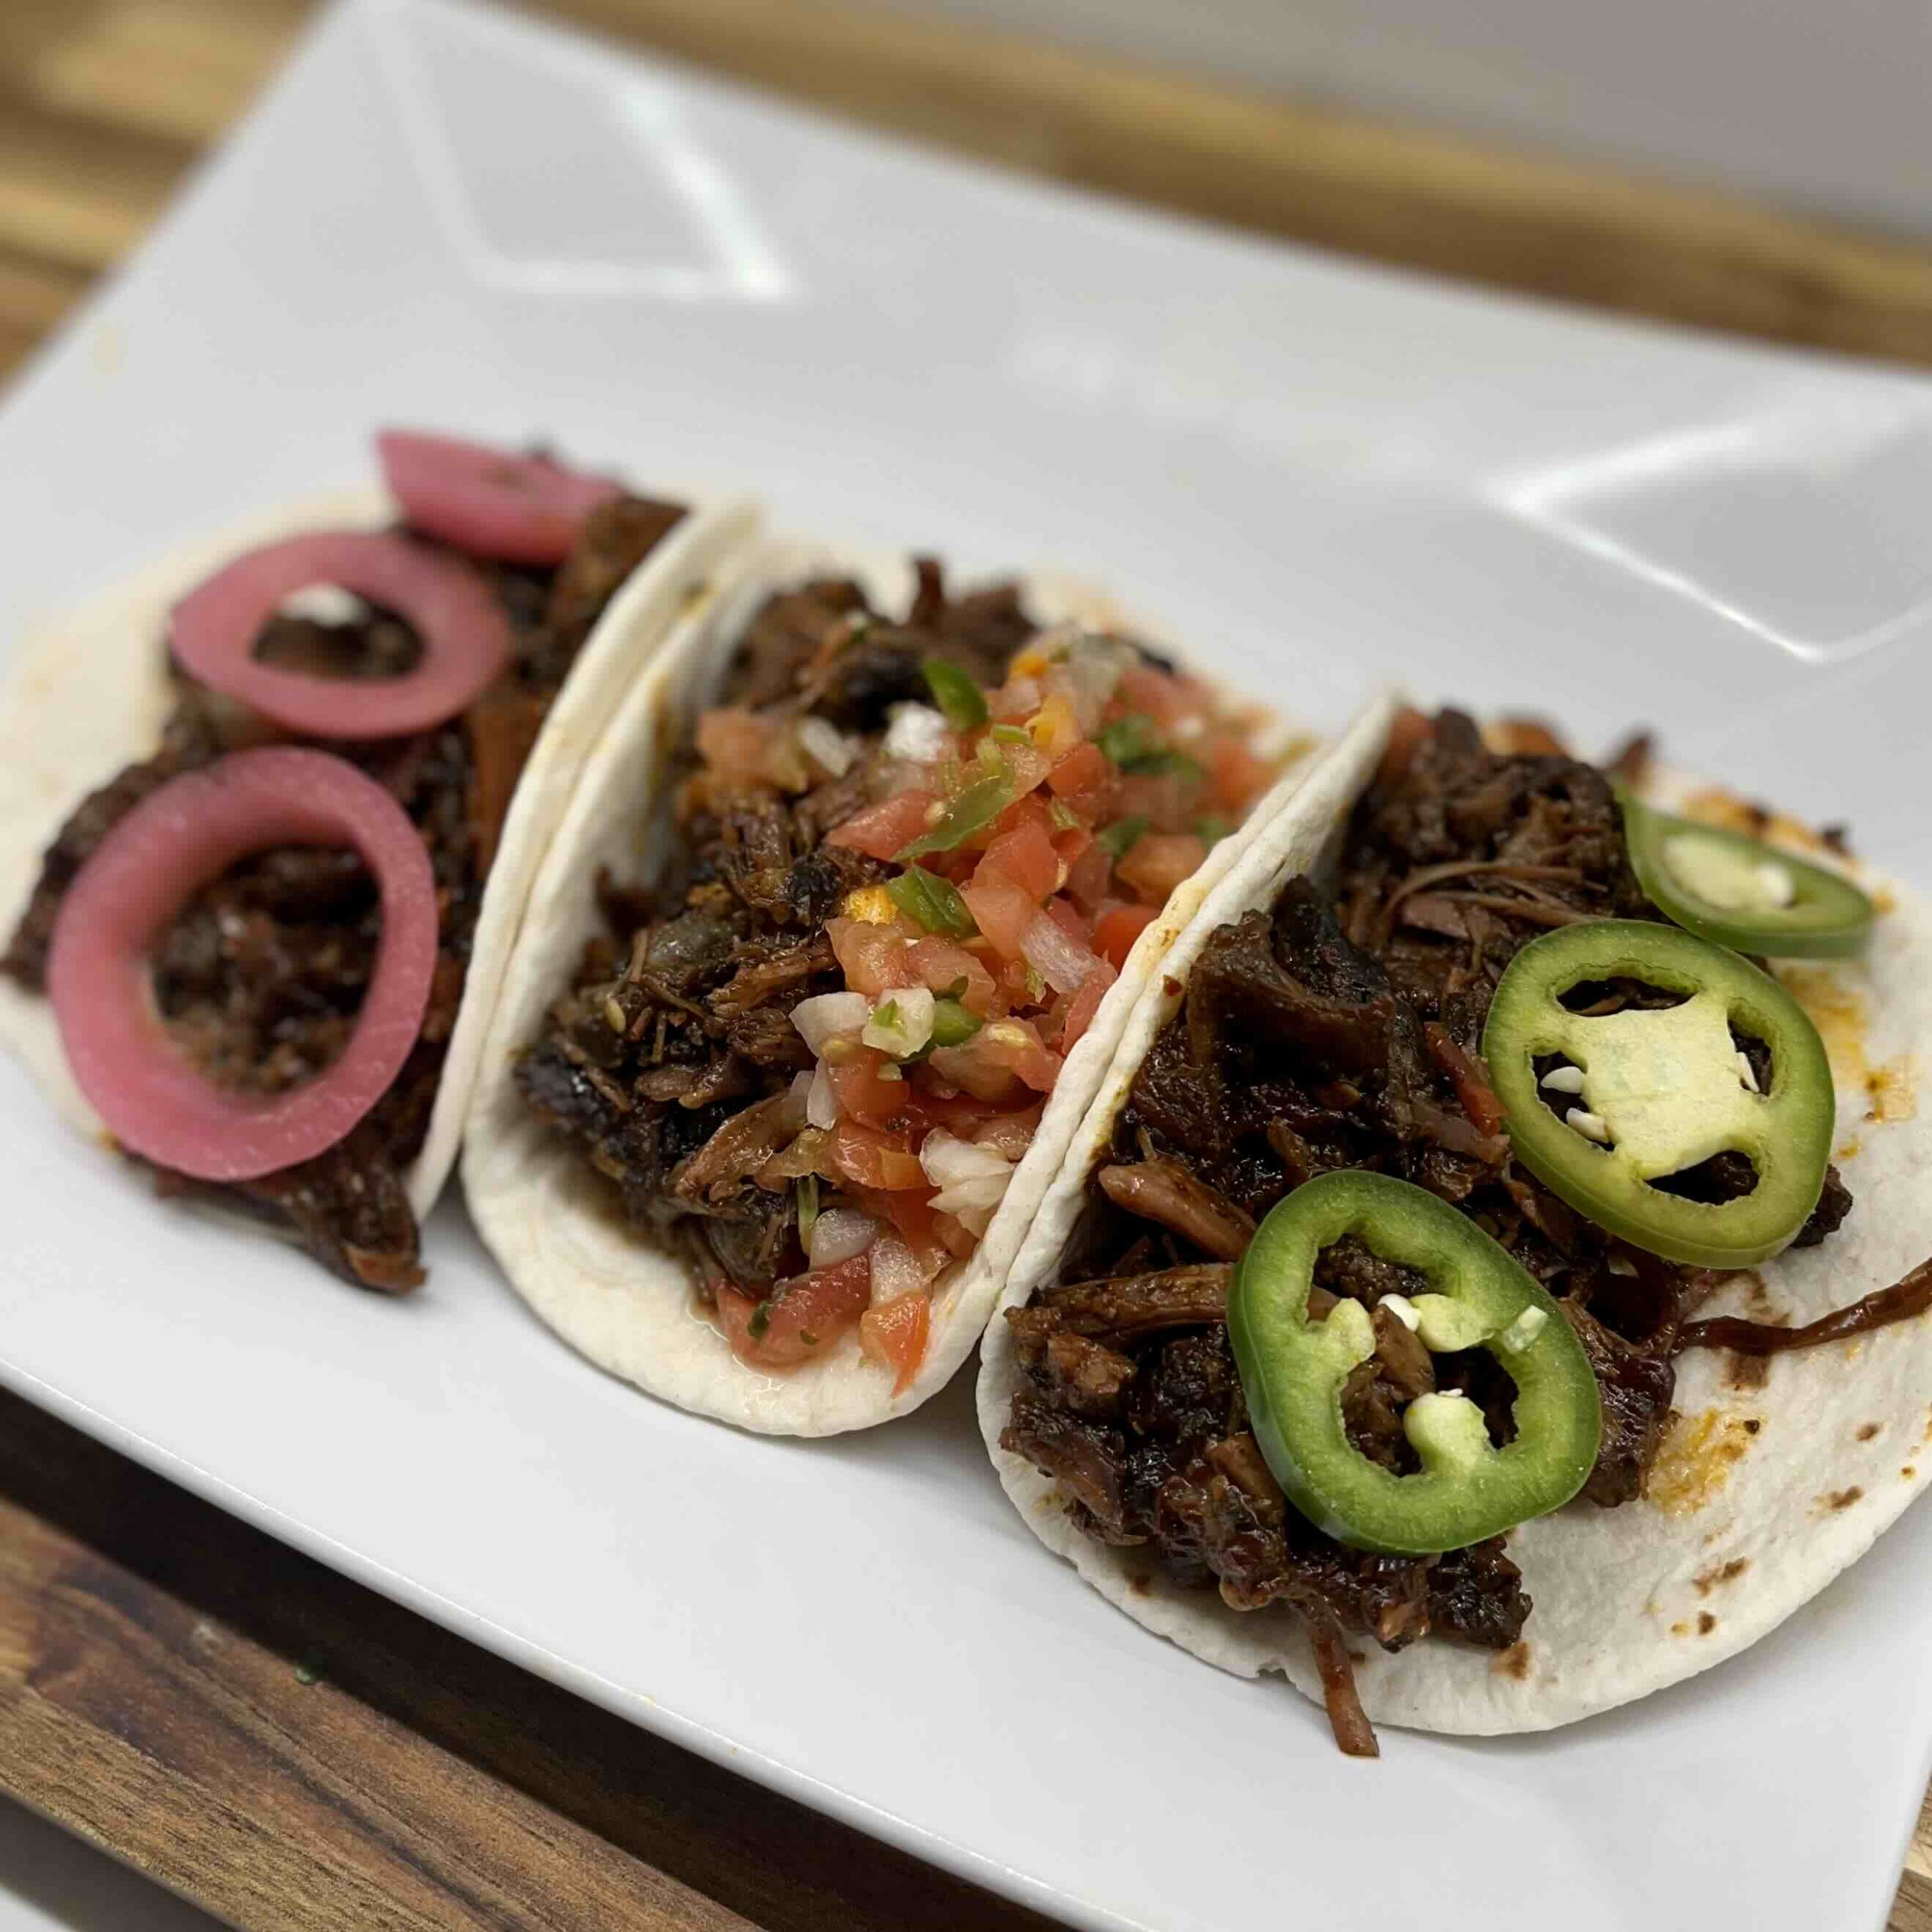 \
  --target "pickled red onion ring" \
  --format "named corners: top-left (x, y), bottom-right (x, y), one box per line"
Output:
top-left (48, 748), bottom-right (438, 1183)
top-left (377, 430), bottom-right (621, 565)
top-left (169, 531), bottom-right (510, 740)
